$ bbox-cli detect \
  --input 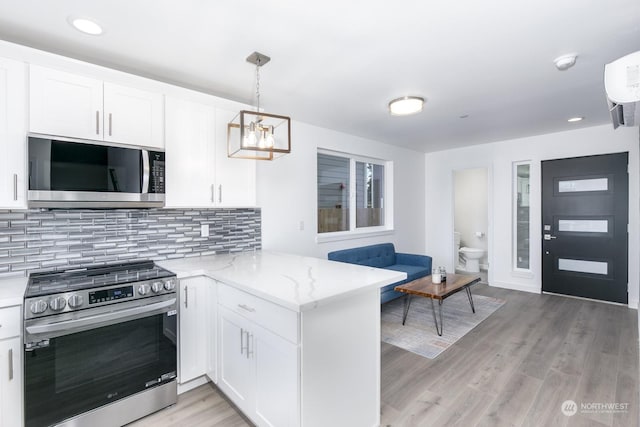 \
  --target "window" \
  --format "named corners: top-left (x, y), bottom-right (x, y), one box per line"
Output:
top-left (513, 162), bottom-right (531, 271)
top-left (317, 151), bottom-right (392, 236)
